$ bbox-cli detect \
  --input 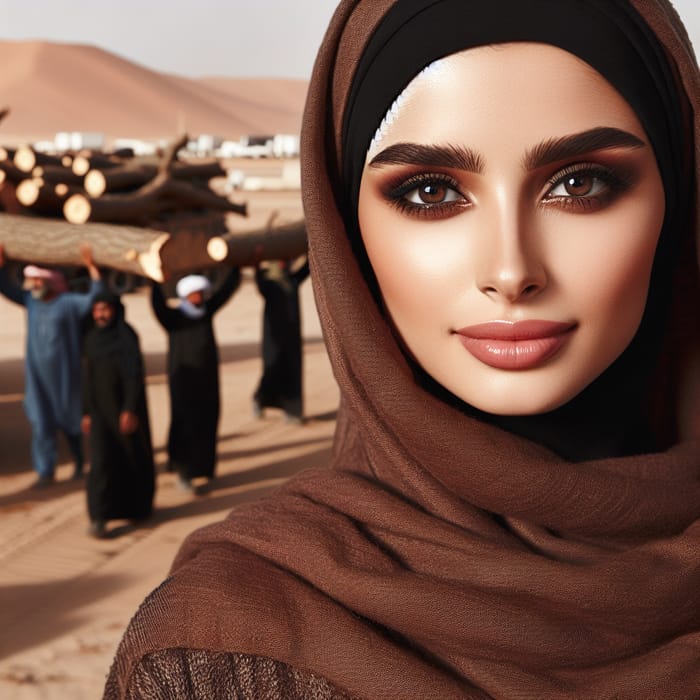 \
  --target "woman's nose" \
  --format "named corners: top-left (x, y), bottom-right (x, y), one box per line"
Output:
top-left (475, 207), bottom-right (548, 303)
